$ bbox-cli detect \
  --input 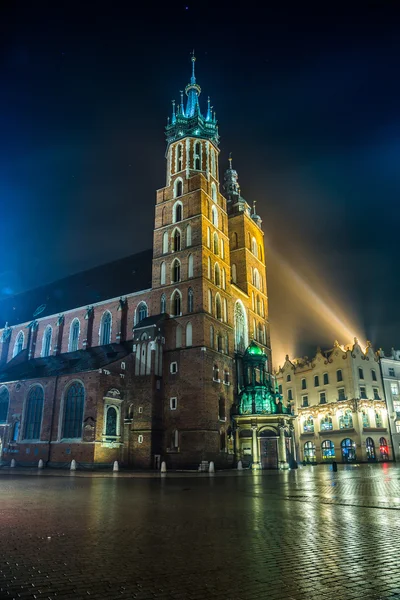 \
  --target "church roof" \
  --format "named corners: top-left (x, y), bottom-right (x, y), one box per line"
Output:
top-left (0, 249), bottom-right (153, 328)
top-left (0, 343), bottom-right (132, 382)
